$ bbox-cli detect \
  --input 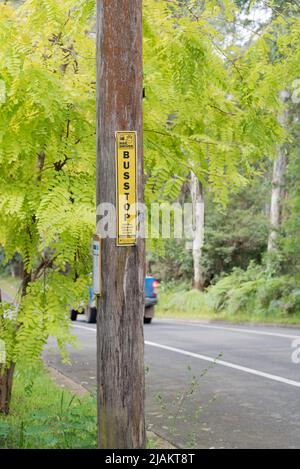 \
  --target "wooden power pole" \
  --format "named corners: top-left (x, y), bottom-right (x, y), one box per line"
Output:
top-left (96, 0), bottom-right (146, 449)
